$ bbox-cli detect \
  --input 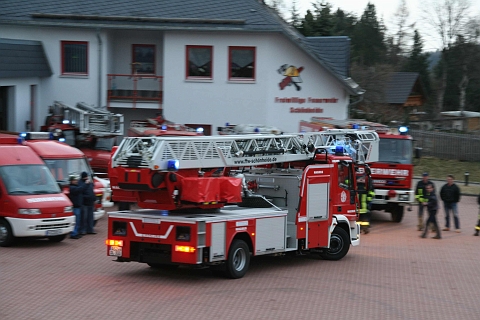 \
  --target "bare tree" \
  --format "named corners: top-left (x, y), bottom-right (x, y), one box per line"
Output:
top-left (420, 0), bottom-right (471, 118)
top-left (392, 0), bottom-right (415, 57)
